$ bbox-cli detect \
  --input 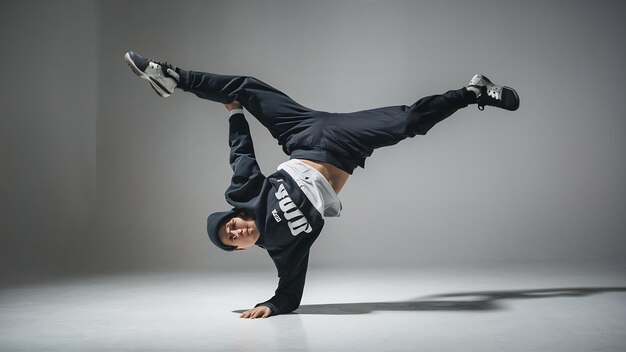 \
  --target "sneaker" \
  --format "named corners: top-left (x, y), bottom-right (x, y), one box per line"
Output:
top-left (124, 51), bottom-right (179, 97)
top-left (468, 74), bottom-right (520, 111)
